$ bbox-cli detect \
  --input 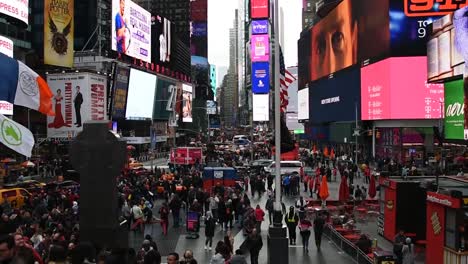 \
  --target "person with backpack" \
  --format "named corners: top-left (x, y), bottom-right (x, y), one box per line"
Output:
top-left (159, 202), bottom-right (169, 236)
